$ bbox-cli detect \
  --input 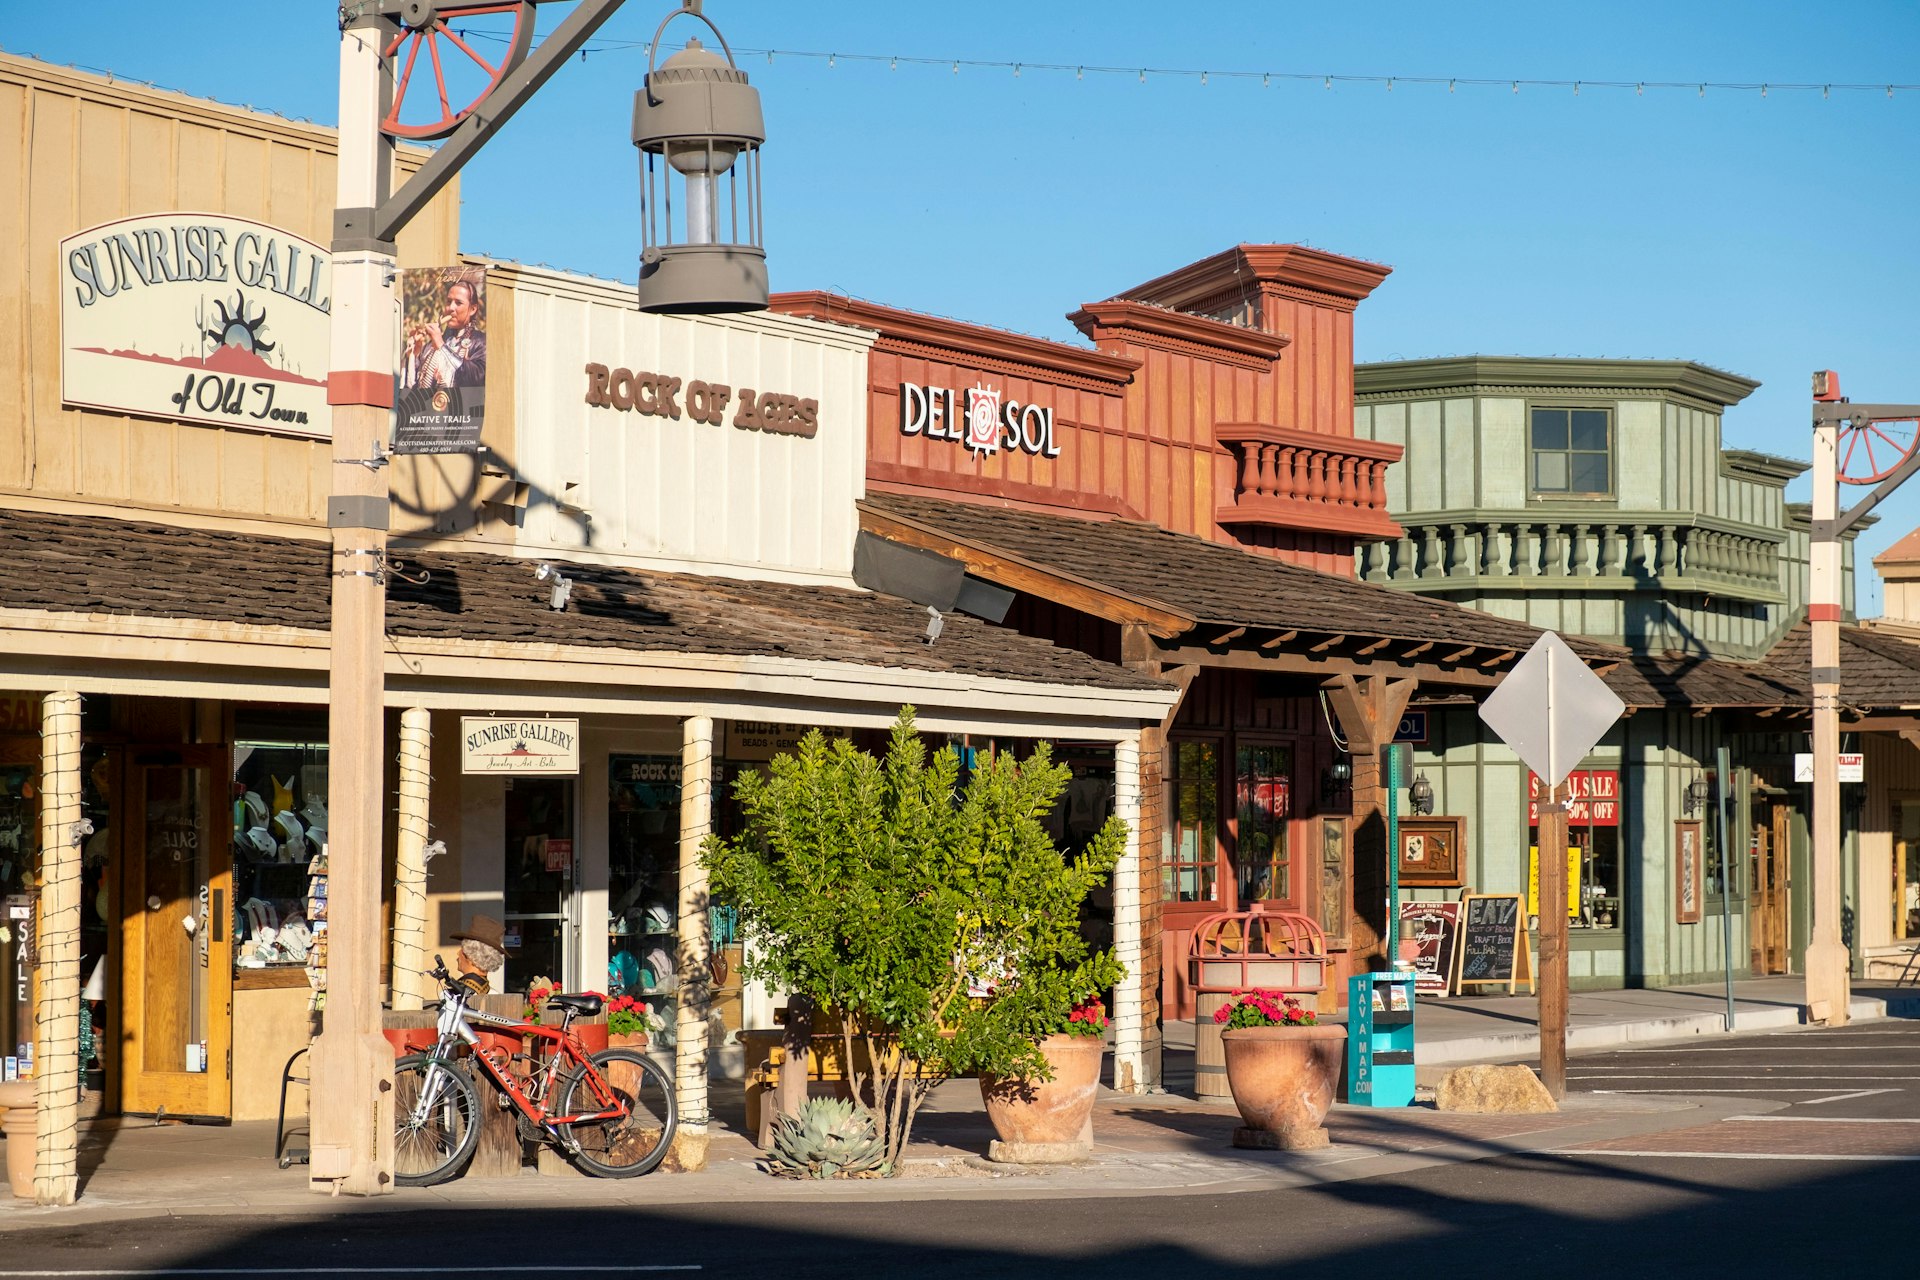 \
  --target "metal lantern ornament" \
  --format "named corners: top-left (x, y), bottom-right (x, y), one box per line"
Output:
top-left (632, 2), bottom-right (767, 313)
top-left (1408, 772), bottom-right (1435, 816)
